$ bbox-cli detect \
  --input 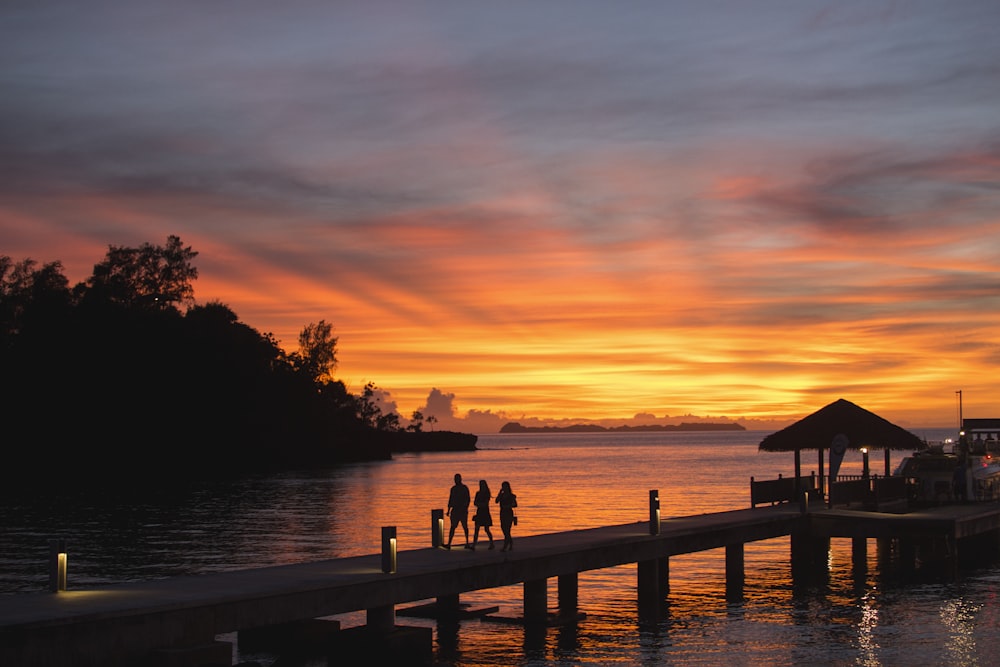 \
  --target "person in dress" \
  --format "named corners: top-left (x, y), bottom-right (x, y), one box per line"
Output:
top-left (472, 479), bottom-right (495, 550)
top-left (495, 480), bottom-right (517, 551)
